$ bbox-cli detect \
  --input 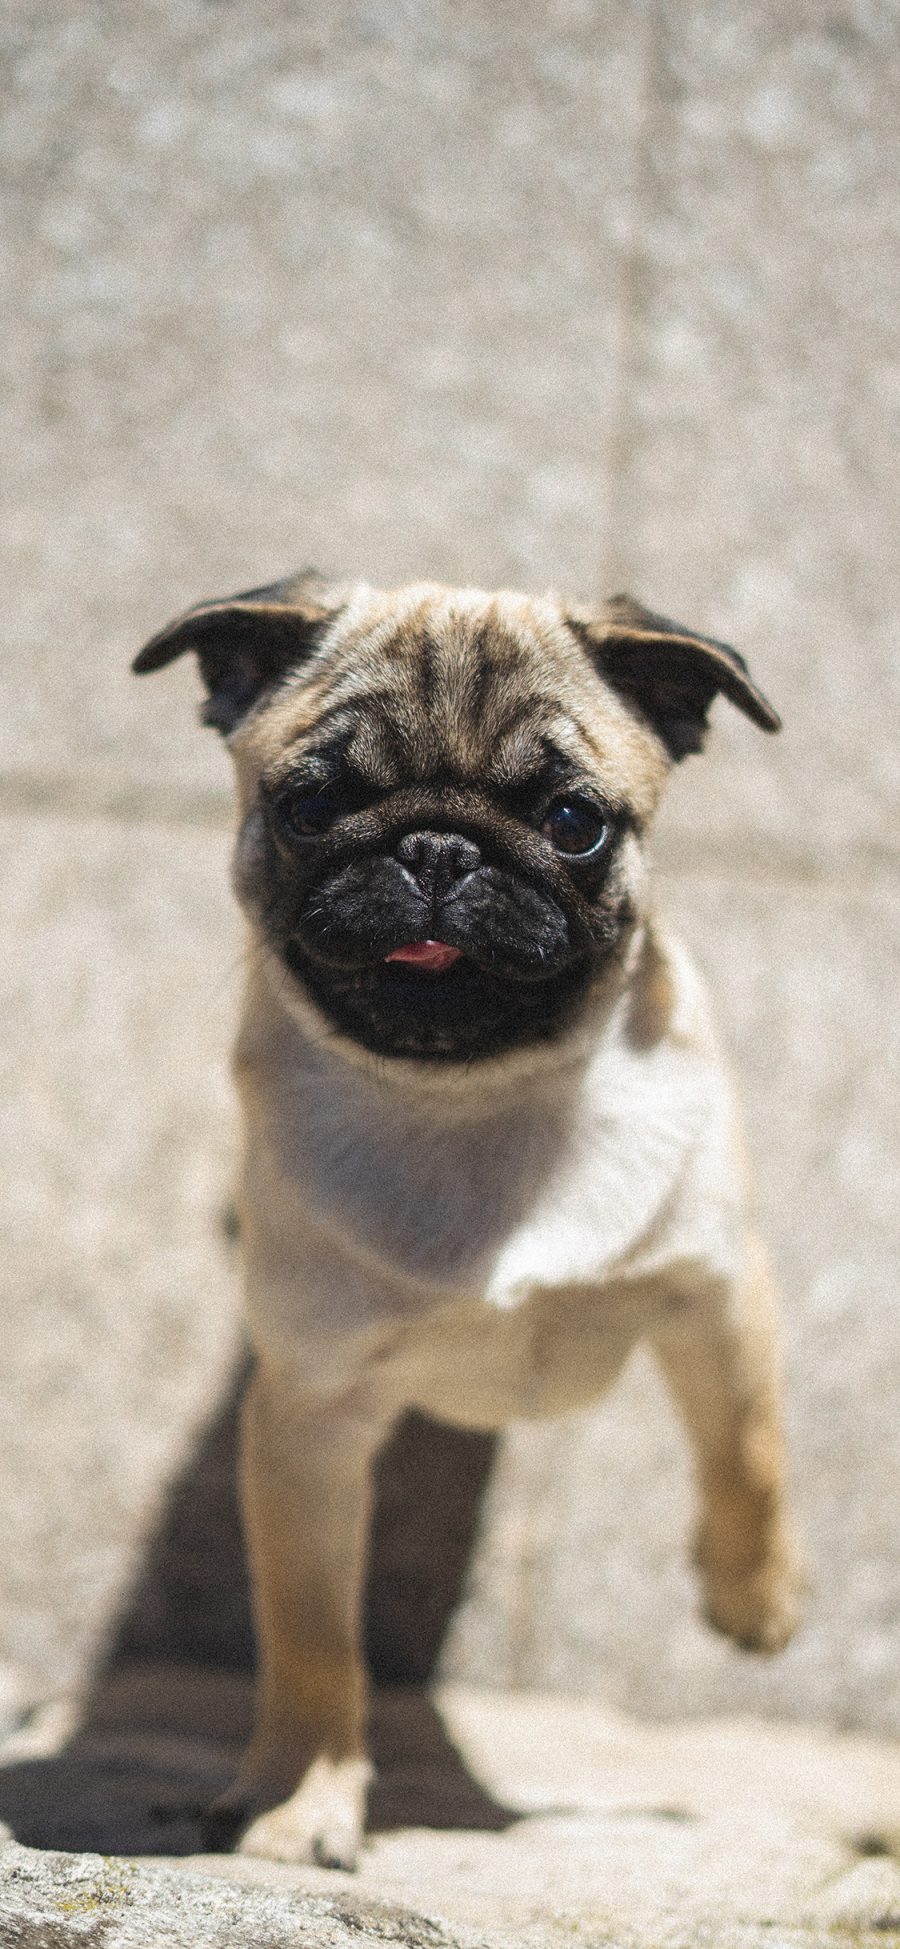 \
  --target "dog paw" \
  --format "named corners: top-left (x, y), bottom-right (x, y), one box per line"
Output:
top-left (203, 1753), bottom-right (370, 1869)
top-left (700, 1542), bottom-right (805, 1653)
